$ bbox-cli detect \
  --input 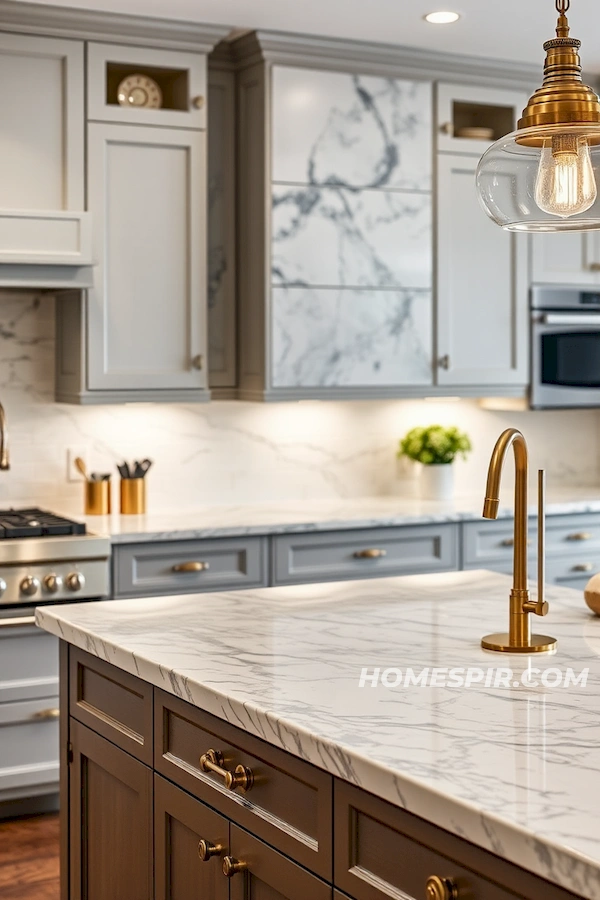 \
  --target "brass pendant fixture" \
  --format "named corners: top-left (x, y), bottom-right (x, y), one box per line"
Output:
top-left (477, 0), bottom-right (600, 231)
